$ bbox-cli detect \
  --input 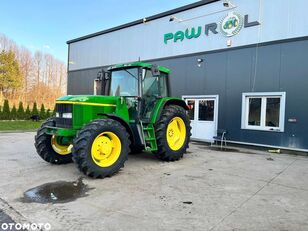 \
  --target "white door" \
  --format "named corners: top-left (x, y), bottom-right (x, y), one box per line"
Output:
top-left (184, 96), bottom-right (219, 142)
